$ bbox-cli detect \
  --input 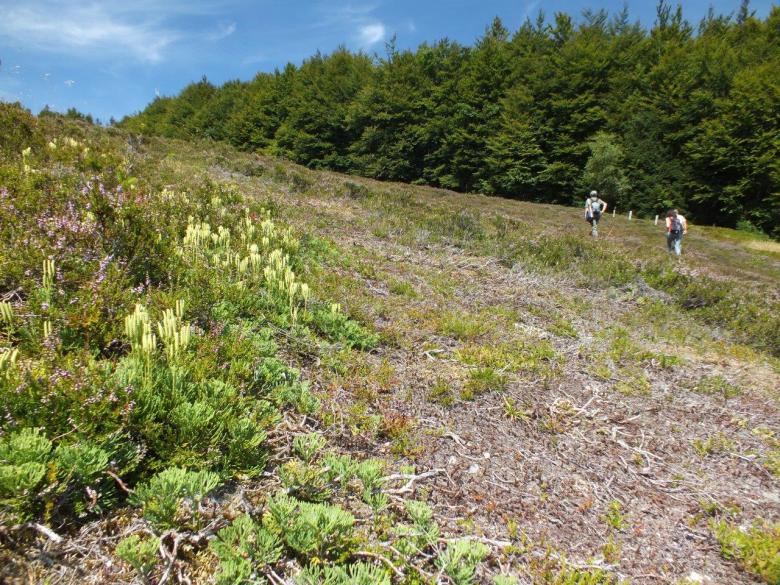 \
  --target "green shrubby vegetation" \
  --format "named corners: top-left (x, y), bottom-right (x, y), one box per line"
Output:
top-left (0, 107), bottom-right (406, 576)
top-left (3, 104), bottom-right (561, 584)
top-left (712, 519), bottom-right (780, 584)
